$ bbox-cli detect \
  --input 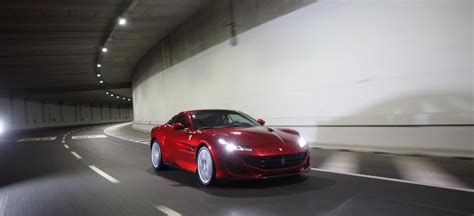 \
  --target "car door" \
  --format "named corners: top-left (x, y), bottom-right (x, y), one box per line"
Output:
top-left (161, 115), bottom-right (177, 160)
top-left (166, 113), bottom-right (192, 169)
